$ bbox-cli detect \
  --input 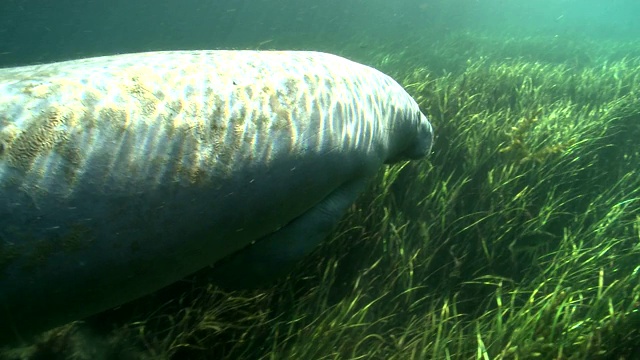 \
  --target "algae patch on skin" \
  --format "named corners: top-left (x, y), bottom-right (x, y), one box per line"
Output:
top-left (0, 123), bottom-right (19, 158)
top-left (6, 106), bottom-right (71, 171)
